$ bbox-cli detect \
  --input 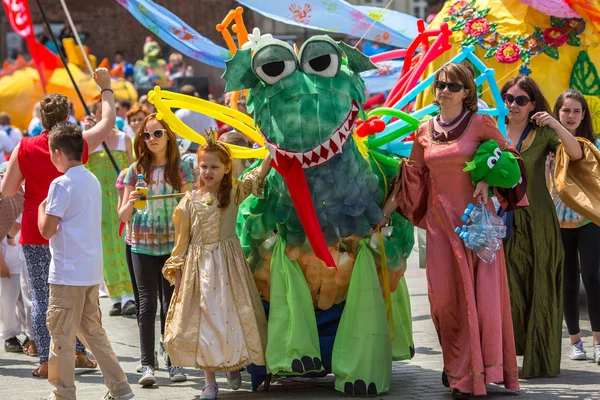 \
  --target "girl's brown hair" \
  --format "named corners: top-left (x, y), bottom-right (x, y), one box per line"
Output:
top-left (134, 114), bottom-right (183, 190)
top-left (553, 89), bottom-right (597, 143)
top-left (197, 141), bottom-right (233, 208)
top-left (432, 63), bottom-right (479, 112)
